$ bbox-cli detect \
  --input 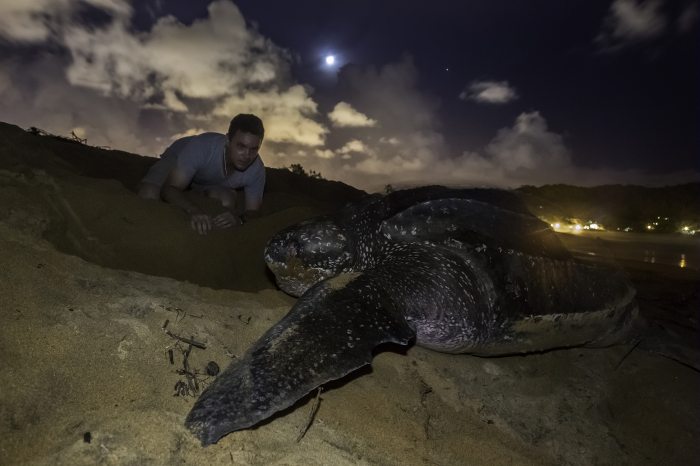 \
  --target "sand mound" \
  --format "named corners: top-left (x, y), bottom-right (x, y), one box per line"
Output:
top-left (0, 122), bottom-right (364, 291)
